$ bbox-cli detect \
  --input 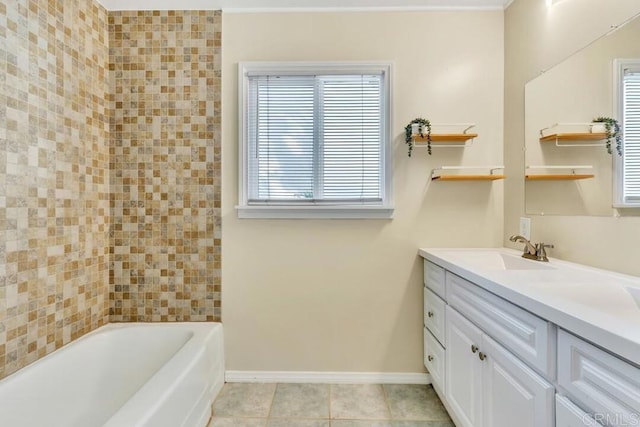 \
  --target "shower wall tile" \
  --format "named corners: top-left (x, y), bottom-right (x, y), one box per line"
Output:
top-left (0, 0), bottom-right (110, 379)
top-left (108, 10), bottom-right (222, 322)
